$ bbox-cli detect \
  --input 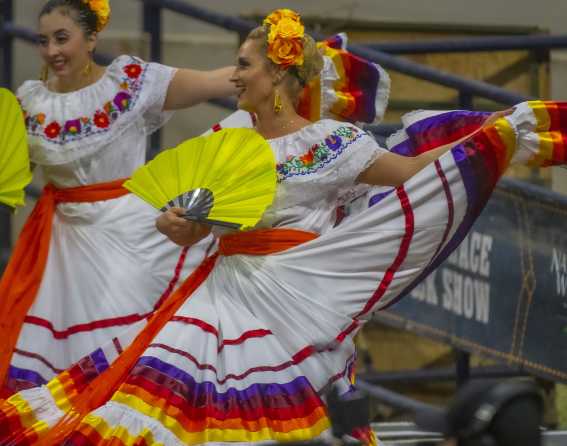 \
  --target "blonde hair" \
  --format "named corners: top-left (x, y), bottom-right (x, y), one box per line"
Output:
top-left (247, 25), bottom-right (323, 98)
